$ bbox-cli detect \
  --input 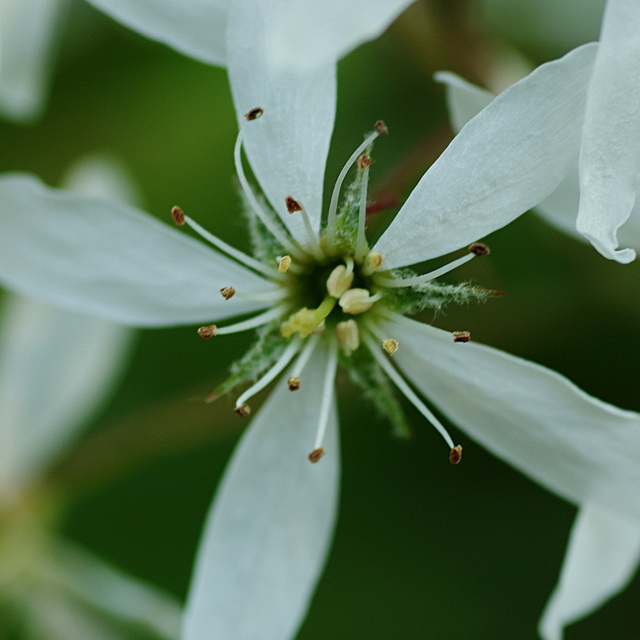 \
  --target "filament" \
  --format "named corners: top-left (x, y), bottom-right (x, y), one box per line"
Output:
top-left (313, 340), bottom-right (339, 451)
top-left (374, 252), bottom-right (476, 288)
top-left (214, 306), bottom-right (285, 336)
